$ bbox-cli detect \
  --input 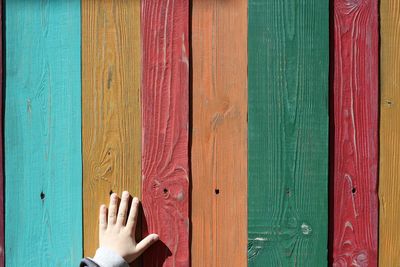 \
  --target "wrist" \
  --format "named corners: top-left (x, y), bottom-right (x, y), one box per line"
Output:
top-left (92, 247), bottom-right (130, 267)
